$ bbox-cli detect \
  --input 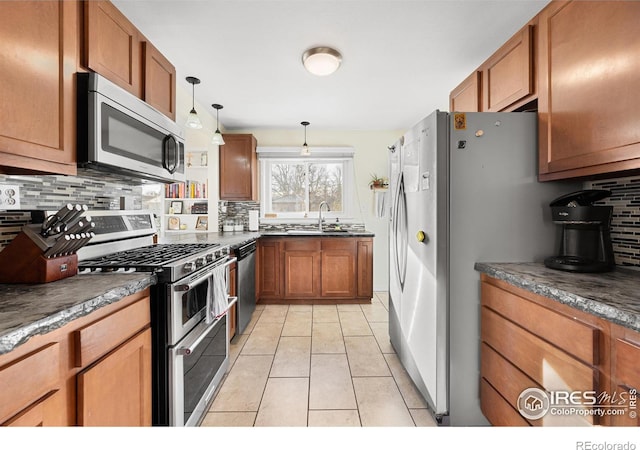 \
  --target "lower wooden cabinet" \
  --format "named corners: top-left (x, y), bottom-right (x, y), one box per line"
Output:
top-left (284, 239), bottom-right (321, 298)
top-left (480, 274), bottom-right (640, 427)
top-left (610, 325), bottom-right (640, 426)
top-left (77, 328), bottom-right (151, 426)
top-left (0, 288), bottom-right (151, 426)
top-left (258, 236), bottom-right (373, 302)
